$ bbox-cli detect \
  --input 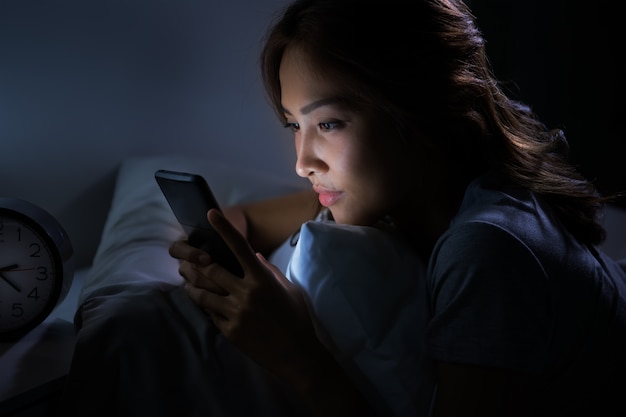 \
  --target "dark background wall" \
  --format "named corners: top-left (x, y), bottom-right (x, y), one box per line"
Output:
top-left (0, 0), bottom-right (295, 268)
top-left (468, 0), bottom-right (625, 207)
